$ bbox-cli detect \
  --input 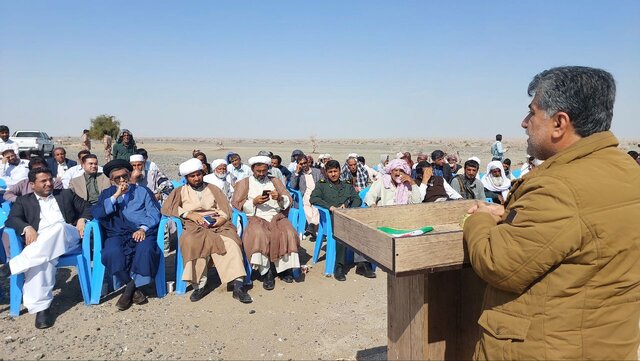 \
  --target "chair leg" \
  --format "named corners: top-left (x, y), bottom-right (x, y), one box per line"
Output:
top-left (90, 258), bottom-right (106, 305)
top-left (325, 235), bottom-right (336, 276)
top-left (313, 221), bottom-right (325, 264)
top-left (175, 238), bottom-right (187, 295)
top-left (9, 273), bottom-right (24, 317)
top-left (75, 254), bottom-right (91, 305)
